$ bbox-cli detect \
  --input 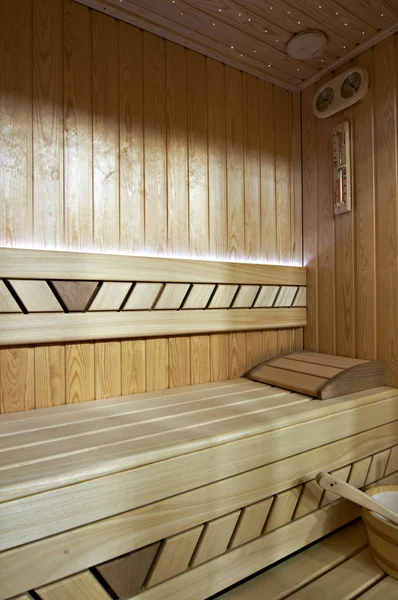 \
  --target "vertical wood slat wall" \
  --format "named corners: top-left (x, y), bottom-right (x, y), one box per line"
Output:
top-left (0, 0), bottom-right (303, 413)
top-left (302, 33), bottom-right (398, 386)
